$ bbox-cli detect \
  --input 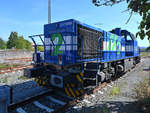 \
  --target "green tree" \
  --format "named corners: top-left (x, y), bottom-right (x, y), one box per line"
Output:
top-left (146, 46), bottom-right (150, 51)
top-left (16, 36), bottom-right (33, 50)
top-left (92, 0), bottom-right (150, 41)
top-left (24, 39), bottom-right (33, 50)
top-left (0, 37), bottom-right (6, 49)
top-left (7, 32), bottom-right (33, 50)
top-left (37, 46), bottom-right (44, 51)
top-left (7, 32), bottom-right (18, 49)
top-left (16, 36), bottom-right (26, 49)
